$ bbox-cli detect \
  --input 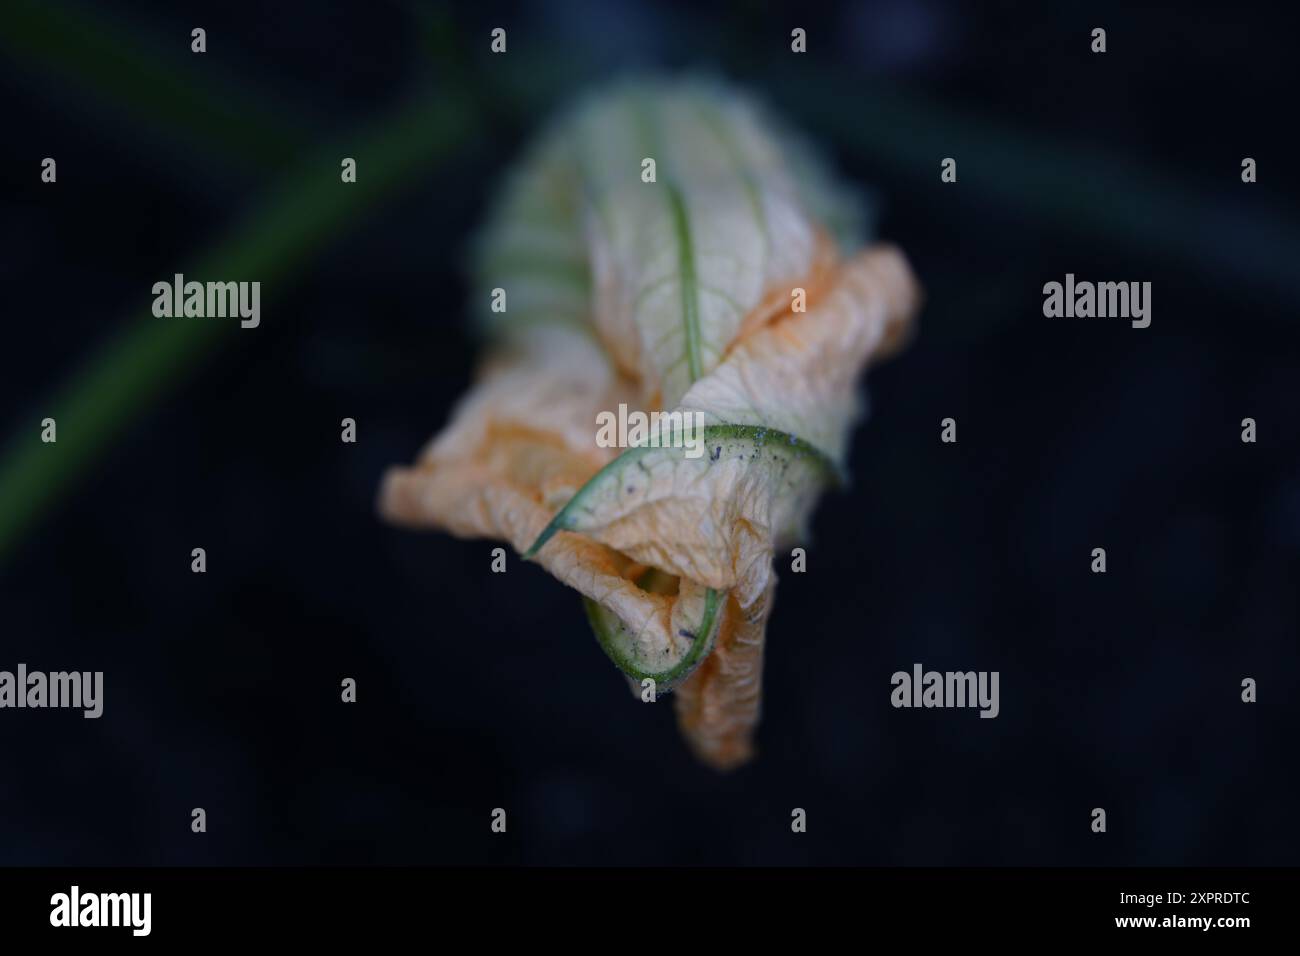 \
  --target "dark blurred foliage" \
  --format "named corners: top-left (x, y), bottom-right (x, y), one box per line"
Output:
top-left (1, 0), bottom-right (1297, 865)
